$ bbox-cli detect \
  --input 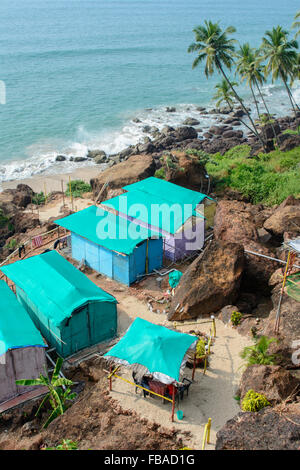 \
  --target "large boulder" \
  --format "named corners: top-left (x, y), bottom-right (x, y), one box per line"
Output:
top-left (90, 154), bottom-right (156, 201)
top-left (160, 151), bottom-right (208, 191)
top-left (214, 201), bottom-right (278, 288)
top-left (264, 283), bottom-right (300, 344)
top-left (168, 241), bottom-right (244, 320)
top-left (174, 126), bottom-right (198, 141)
top-left (238, 364), bottom-right (299, 405)
top-left (278, 133), bottom-right (300, 152)
top-left (216, 406), bottom-right (300, 450)
top-left (263, 198), bottom-right (300, 238)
